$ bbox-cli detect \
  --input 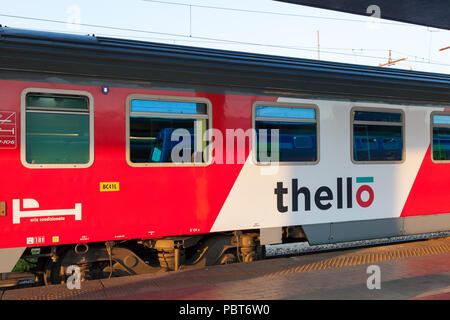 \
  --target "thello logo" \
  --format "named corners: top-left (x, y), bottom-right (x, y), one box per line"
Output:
top-left (274, 177), bottom-right (374, 213)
